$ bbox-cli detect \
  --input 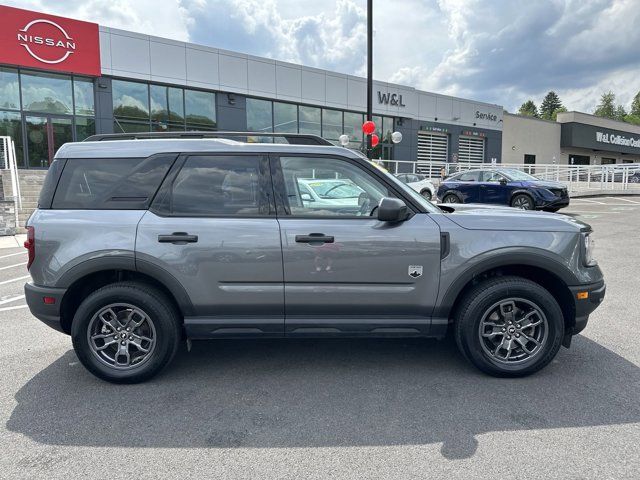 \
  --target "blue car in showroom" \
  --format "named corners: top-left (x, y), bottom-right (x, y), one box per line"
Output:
top-left (436, 168), bottom-right (569, 211)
